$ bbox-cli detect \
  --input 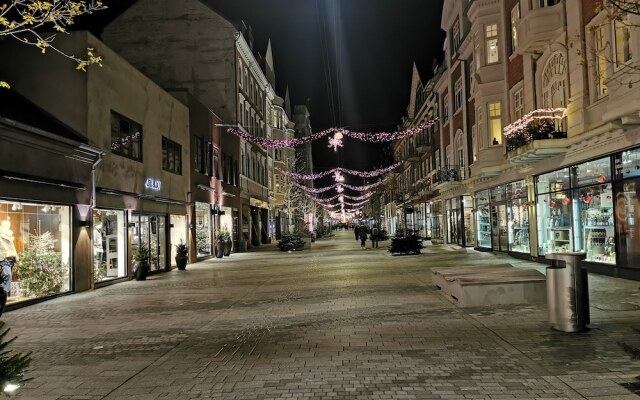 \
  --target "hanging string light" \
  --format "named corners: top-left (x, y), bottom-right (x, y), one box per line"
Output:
top-left (225, 119), bottom-right (438, 149)
top-left (278, 162), bottom-right (401, 181)
top-left (293, 181), bottom-right (383, 195)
